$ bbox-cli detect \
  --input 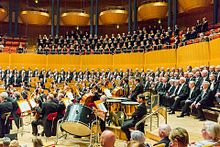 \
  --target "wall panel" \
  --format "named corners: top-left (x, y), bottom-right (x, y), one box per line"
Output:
top-left (47, 55), bottom-right (81, 70)
top-left (0, 54), bottom-right (9, 68)
top-left (0, 40), bottom-right (219, 71)
top-left (209, 38), bottom-right (220, 65)
top-left (113, 53), bottom-right (144, 70)
top-left (177, 42), bottom-right (210, 68)
top-left (144, 49), bottom-right (176, 70)
top-left (10, 54), bottom-right (47, 69)
top-left (81, 54), bottom-right (113, 70)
